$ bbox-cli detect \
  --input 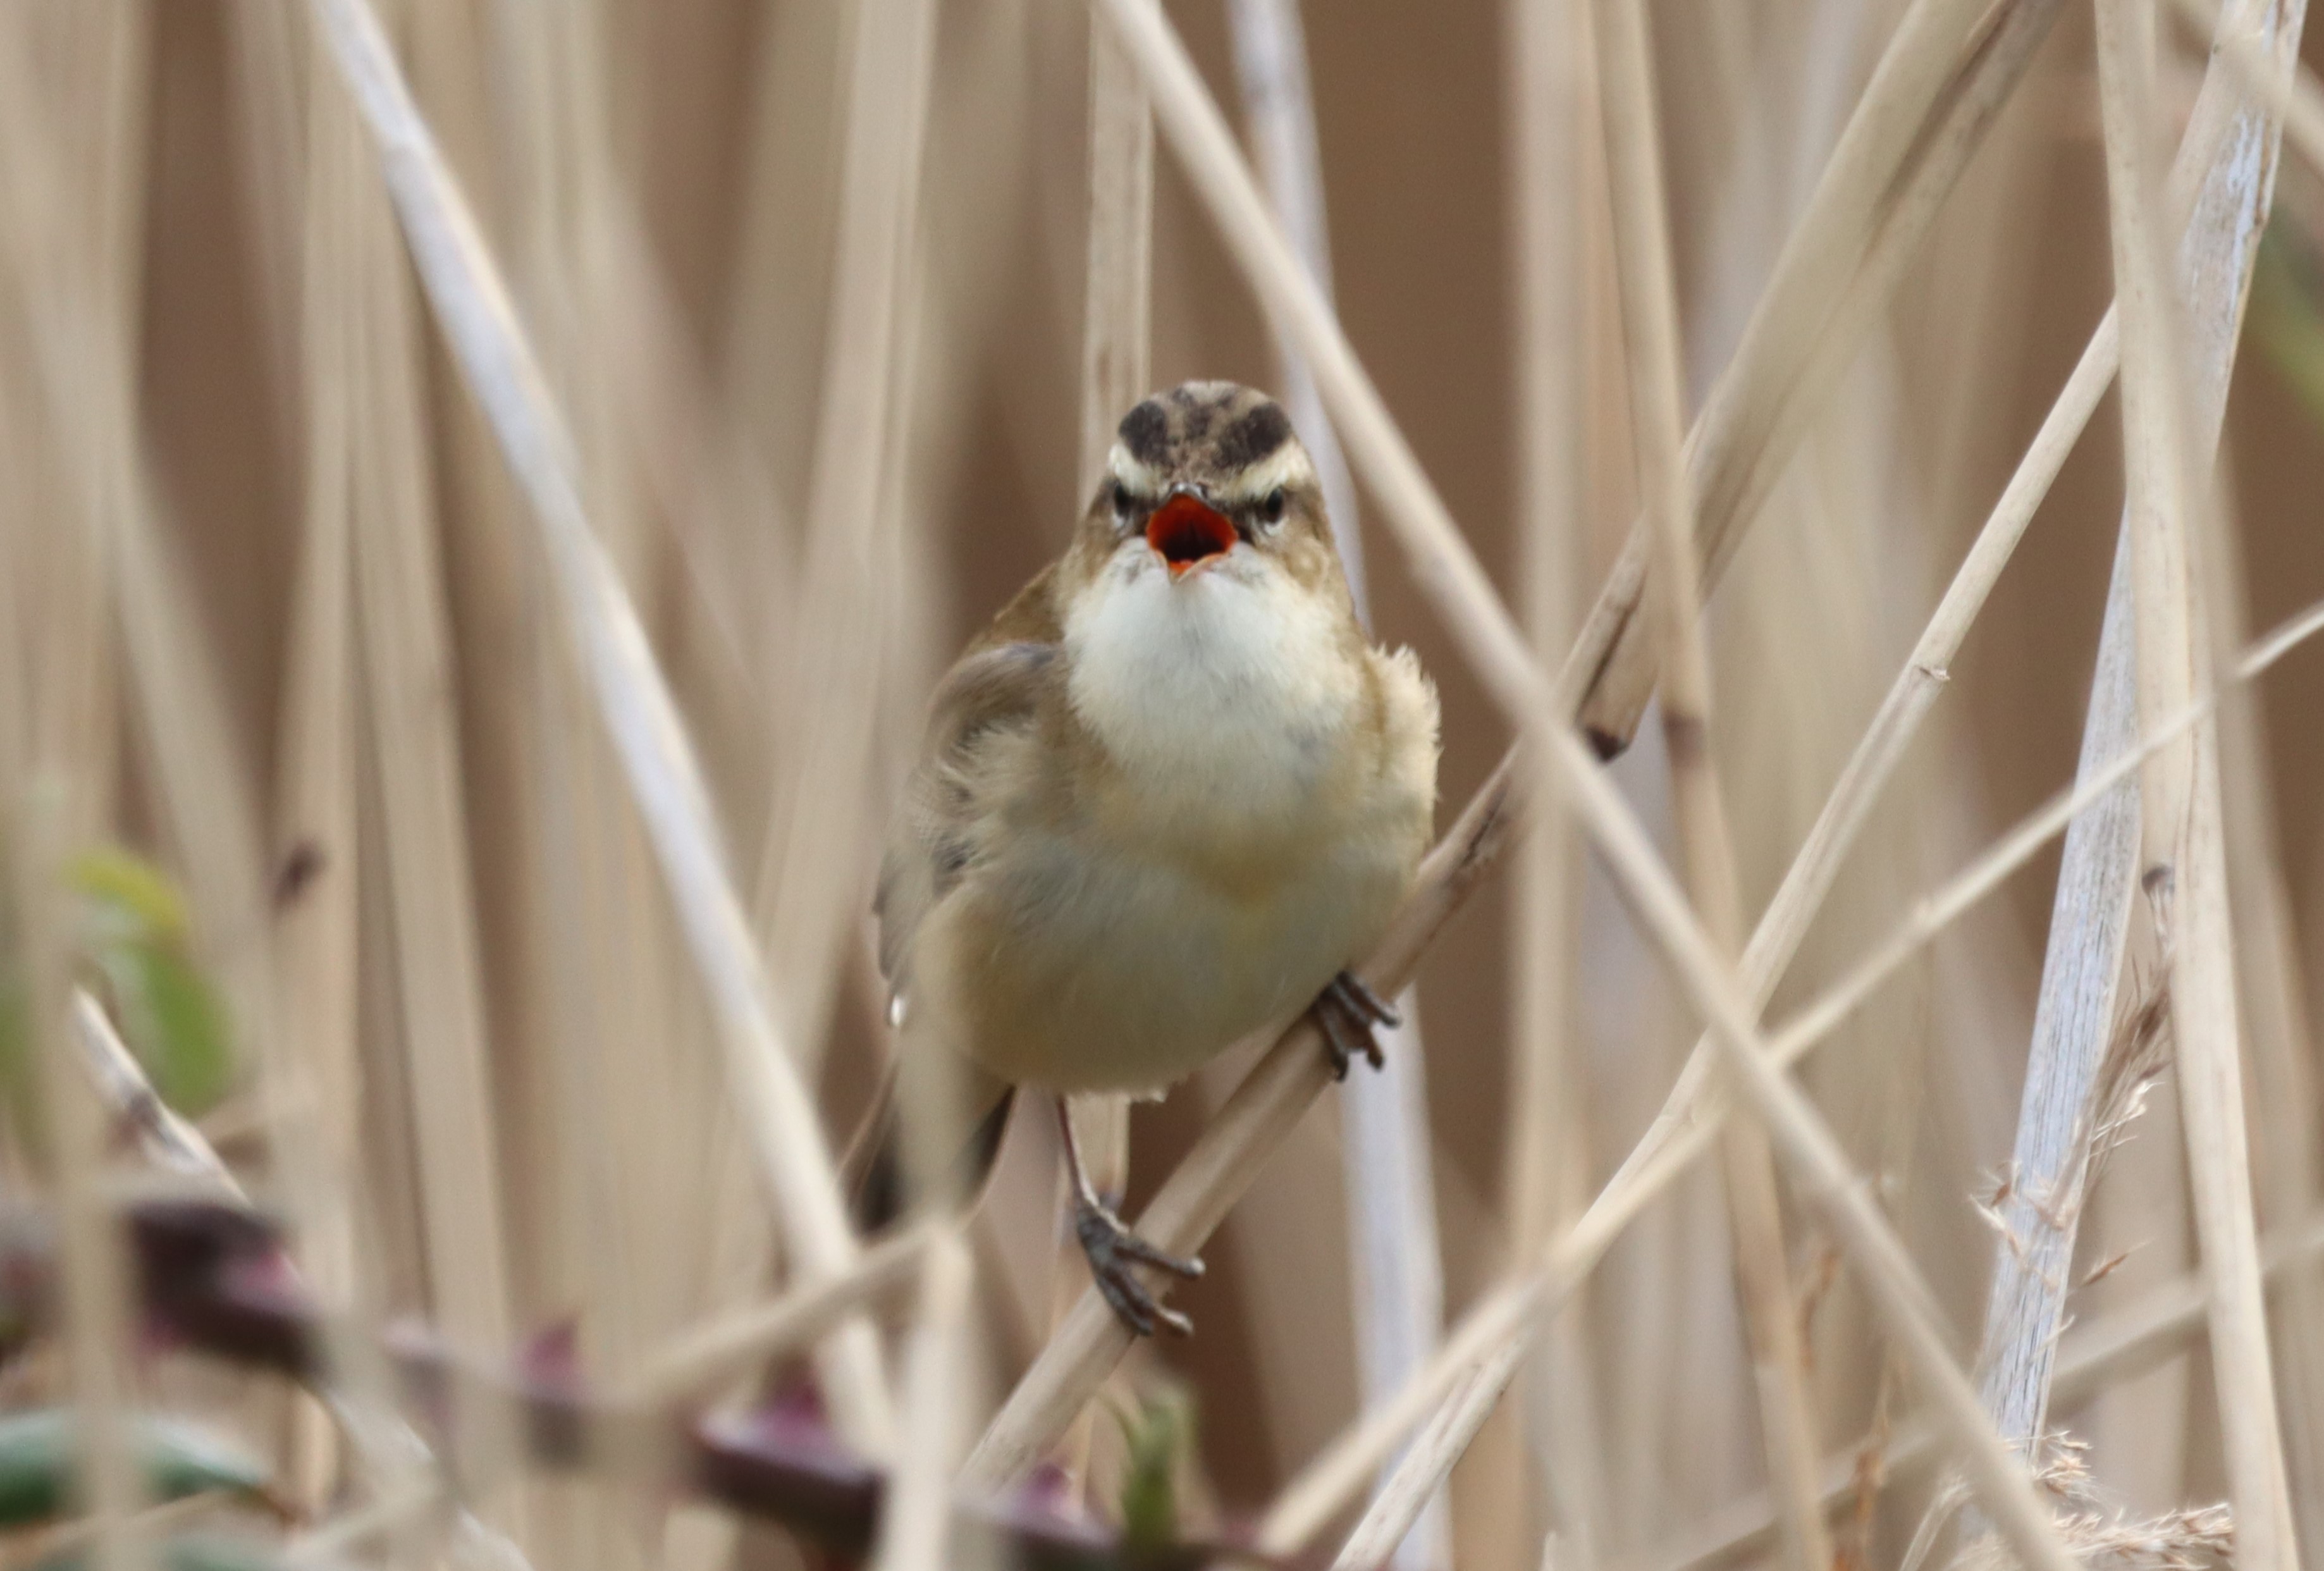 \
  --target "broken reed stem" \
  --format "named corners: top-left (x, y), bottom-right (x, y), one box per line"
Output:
top-left (307, 0), bottom-right (892, 1452)
top-left (1590, 0), bottom-right (1829, 1564)
top-left (2094, 4), bottom-right (2299, 1565)
top-left (1656, 1212), bottom-right (2324, 1571)
top-left (1572, 0), bottom-right (2065, 751)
